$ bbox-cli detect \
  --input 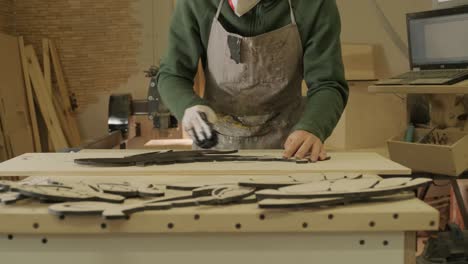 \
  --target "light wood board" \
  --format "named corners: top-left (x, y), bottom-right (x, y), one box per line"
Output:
top-left (19, 37), bottom-right (41, 152)
top-left (0, 150), bottom-right (411, 177)
top-left (342, 43), bottom-right (377, 81)
top-left (0, 175), bottom-right (437, 234)
top-left (368, 81), bottom-right (468, 94)
top-left (49, 39), bottom-right (81, 147)
top-left (42, 38), bottom-right (52, 92)
top-left (25, 45), bottom-right (69, 150)
top-left (326, 81), bottom-right (406, 150)
top-left (144, 139), bottom-right (193, 150)
top-left (0, 33), bottom-right (35, 158)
